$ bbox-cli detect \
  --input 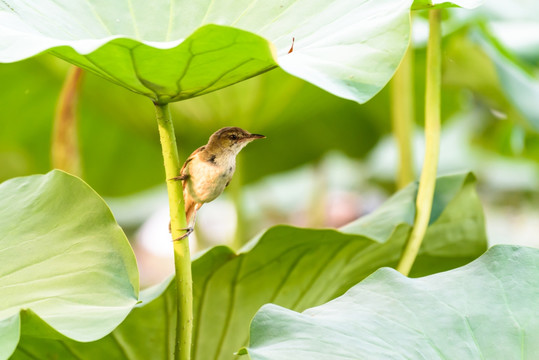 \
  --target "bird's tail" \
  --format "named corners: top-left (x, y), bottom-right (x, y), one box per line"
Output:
top-left (168, 192), bottom-right (198, 238)
top-left (184, 194), bottom-right (197, 226)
